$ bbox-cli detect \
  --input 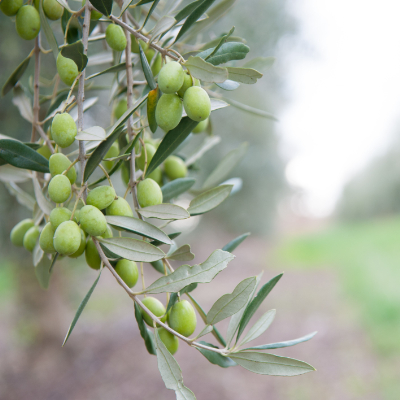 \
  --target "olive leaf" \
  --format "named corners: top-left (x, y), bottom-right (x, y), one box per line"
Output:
top-left (12, 85), bottom-right (33, 123)
top-left (166, 244), bottom-right (195, 261)
top-left (196, 341), bottom-right (237, 368)
top-left (60, 40), bottom-right (88, 72)
top-left (215, 80), bottom-right (240, 91)
top-left (4, 182), bottom-right (35, 211)
top-left (39, 0), bottom-right (59, 60)
top-left (35, 257), bottom-right (52, 289)
top-left (134, 302), bottom-right (157, 355)
top-left (137, 204), bottom-right (190, 220)
top-left (239, 309), bottom-right (276, 347)
top-left (175, 0), bottom-right (202, 23)
top-left (2, 52), bottom-right (31, 97)
top-left (184, 56), bottom-right (228, 83)
top-left (89, 0), bottom-right (113, 16)
top-left (226, 67), bottom-right (263, 84)
top-left (197, 42), bottom-right (250, 66)
top-left (147, 87), bottom-right (159, 133)
top-left (185, 136), bottom-right (221, 167)
top-left (85, 62), bottom-right (127, 80)
top-left (139, 44), bottom-right (157, 90)
top-left (222, 232), bottom-right (250, 253)
top-left (222, 96), bottom-right (277, 120)
top-left (188, 185), bottom-right (233, 216)
top-left (243, 56), bottom-right (275, 72)
top-left (161, 177), bottom-right (196, 202)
